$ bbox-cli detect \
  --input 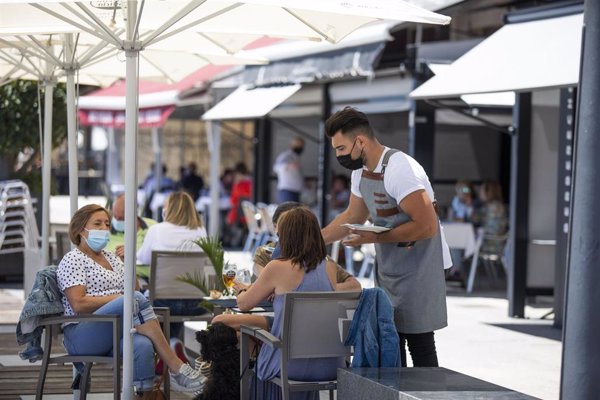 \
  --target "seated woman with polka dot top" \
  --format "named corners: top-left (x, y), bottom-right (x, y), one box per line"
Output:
top-left (56, 204), bottom-right (204, 396)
